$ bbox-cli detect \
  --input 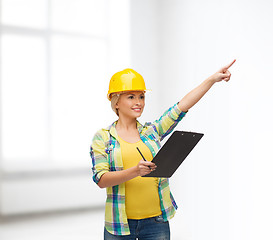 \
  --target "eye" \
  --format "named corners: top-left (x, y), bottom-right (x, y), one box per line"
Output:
top-left (128, 95), bottom-right (134, 99)
top-left (140, 95), bottom-right (145, 99)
